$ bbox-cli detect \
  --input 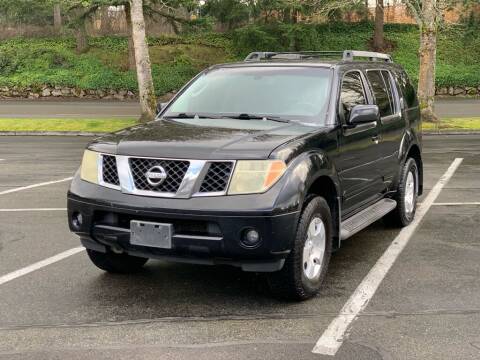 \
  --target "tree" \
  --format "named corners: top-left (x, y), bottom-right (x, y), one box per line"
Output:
top-left (403, 0), bottom-right (449, 122)
top-left (373, 0), bottom-right (384, 50)
top-left (130, 0), bottom-right (157, 122)
top-left (54, 2), bottom-right (63, 32)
